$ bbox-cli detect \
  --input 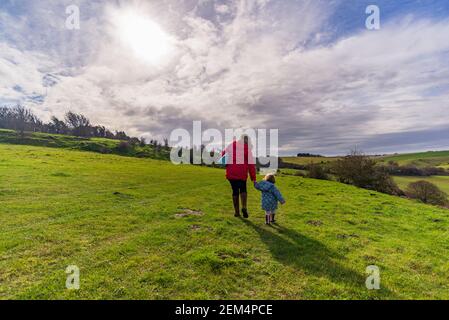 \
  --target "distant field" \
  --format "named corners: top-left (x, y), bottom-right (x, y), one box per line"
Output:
top-left (282, 156), bottom-right (341, 166)
top-left (394, 176), bottom-right (449, 194)
top-left (379, 151), bottom-right (449, 168)
top-left (284, 150), bottom-right (449, 169)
